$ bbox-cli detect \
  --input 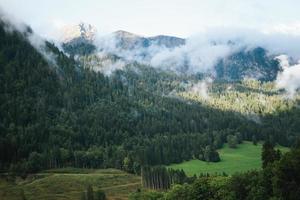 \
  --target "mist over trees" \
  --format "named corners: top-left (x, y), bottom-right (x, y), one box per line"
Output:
top-left (1, 10), bottom-right (300, 200)
top-left (1, 18), bottom-right (300, 177)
